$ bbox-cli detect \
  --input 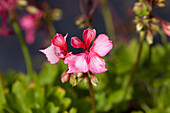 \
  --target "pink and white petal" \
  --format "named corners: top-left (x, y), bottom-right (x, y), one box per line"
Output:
top-left (90, 34), bottom-right (113, 57)
top-left (64, 33), bottom-right (68, 42)
top-left (64, 53), bottom-right (88, 73)
top-left (39, 44), bottom-right (60, 64)
top-left (52, 33), bottom-right (68, 52)
top-left (83, 28), bottom-right (96, 49)
top-left (88, 52), bottom-right (107, 74)
top-left (71, 37), bottom-right (85, 49)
